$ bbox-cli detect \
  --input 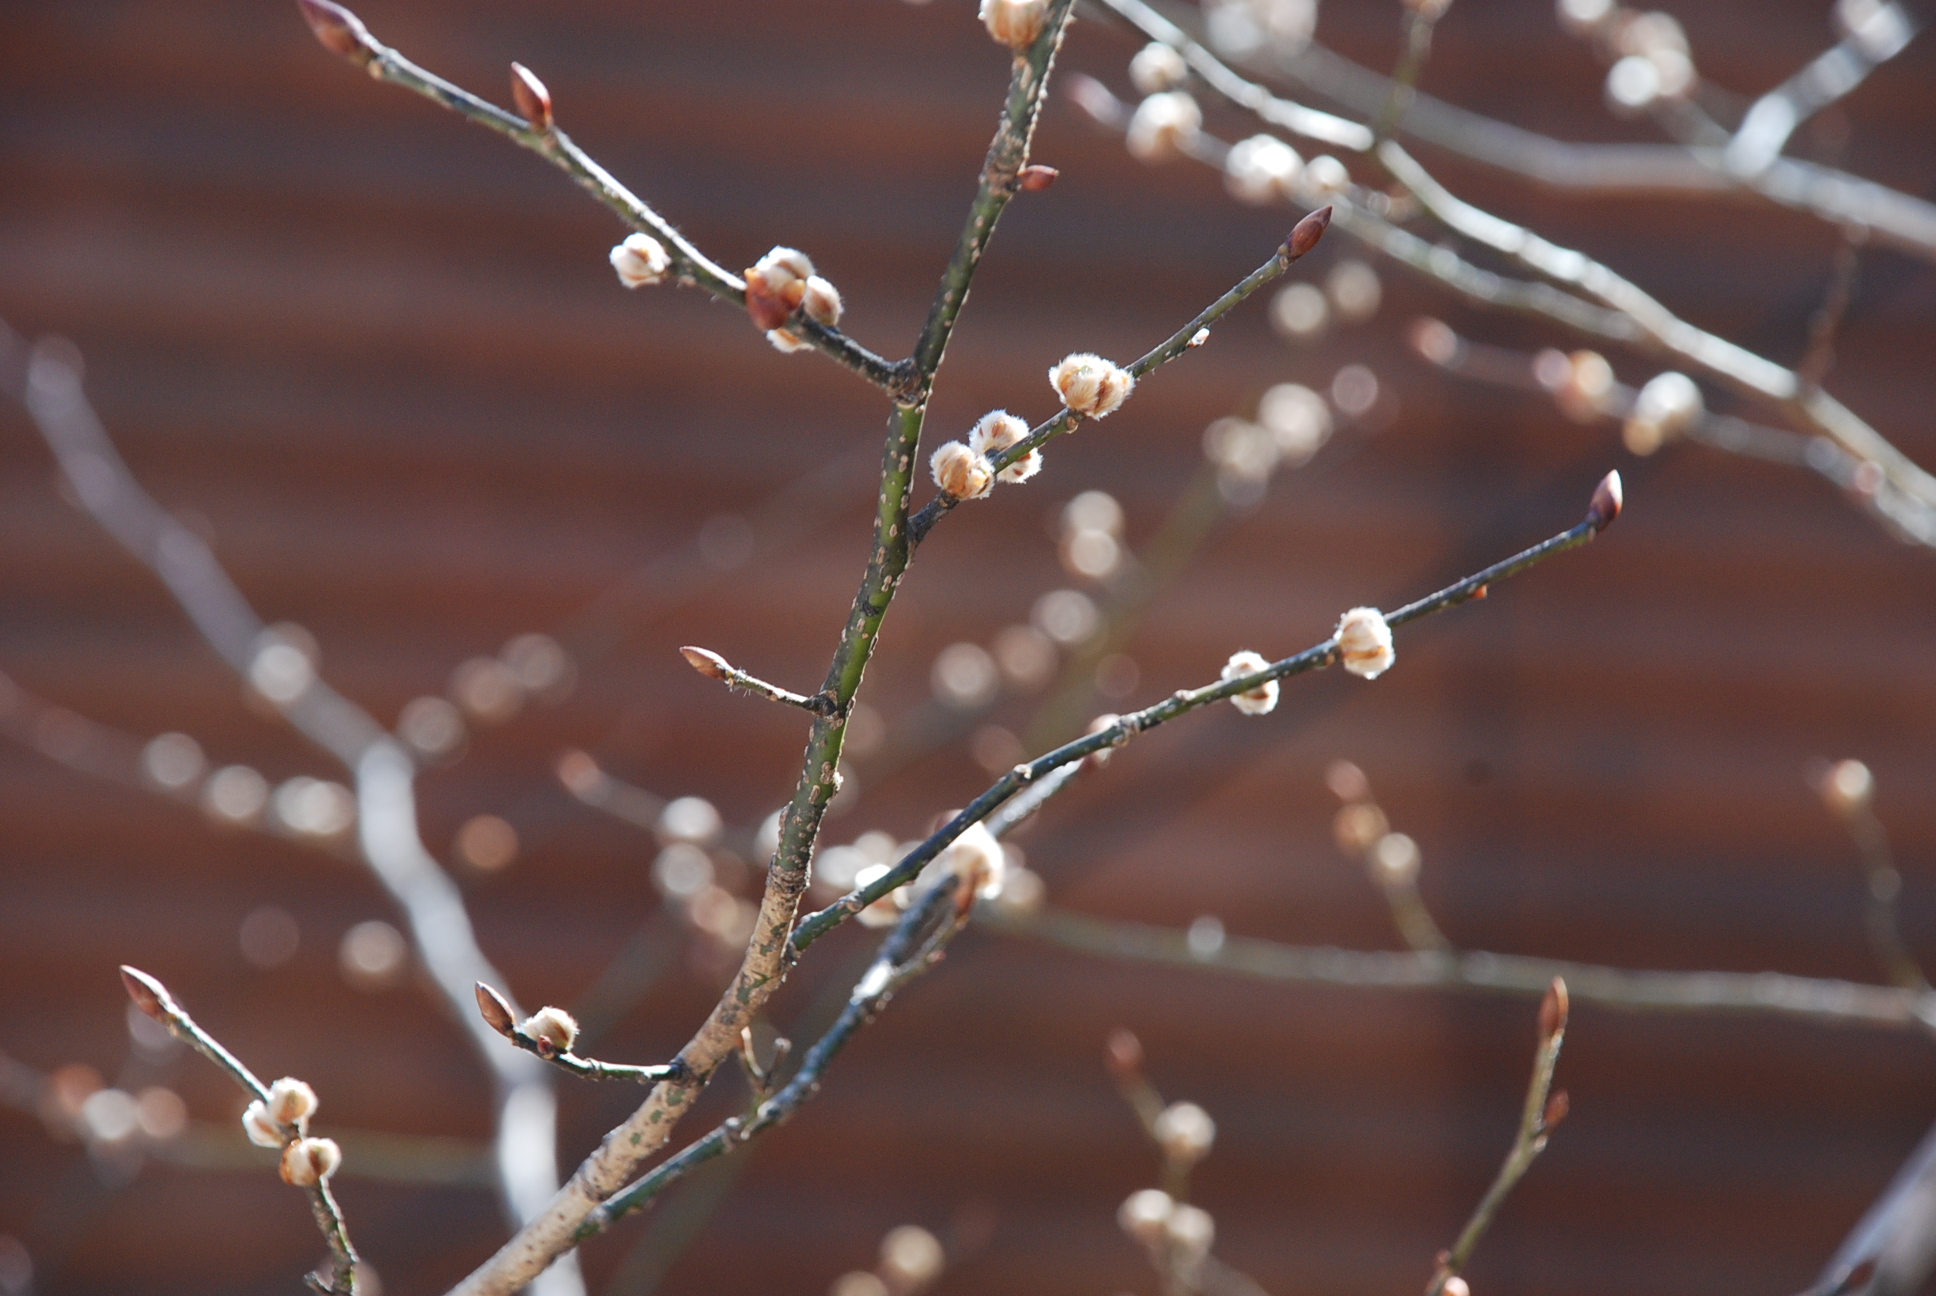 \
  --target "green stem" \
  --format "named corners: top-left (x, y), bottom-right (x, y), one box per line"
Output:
top-left (912, 0), bottom-right (1080, 383)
